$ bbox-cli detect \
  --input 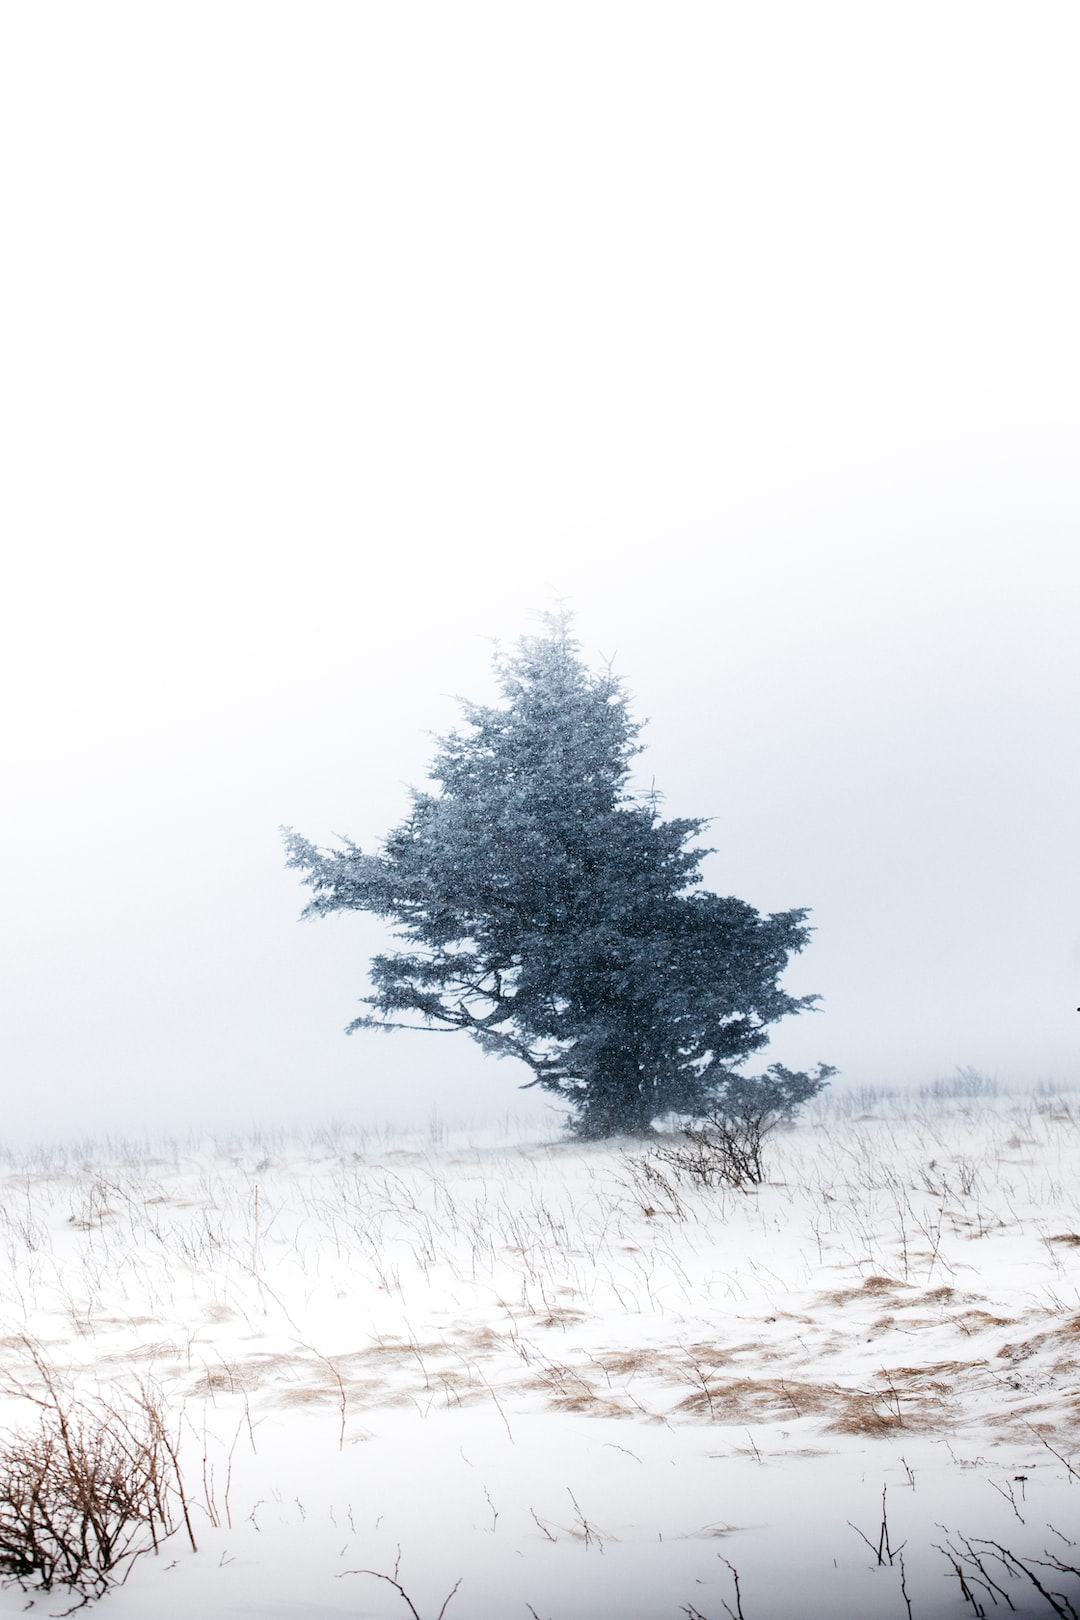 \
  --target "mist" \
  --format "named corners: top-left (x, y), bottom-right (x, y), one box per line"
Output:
top-left (2, 3), bottom-right (1078, 1144)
